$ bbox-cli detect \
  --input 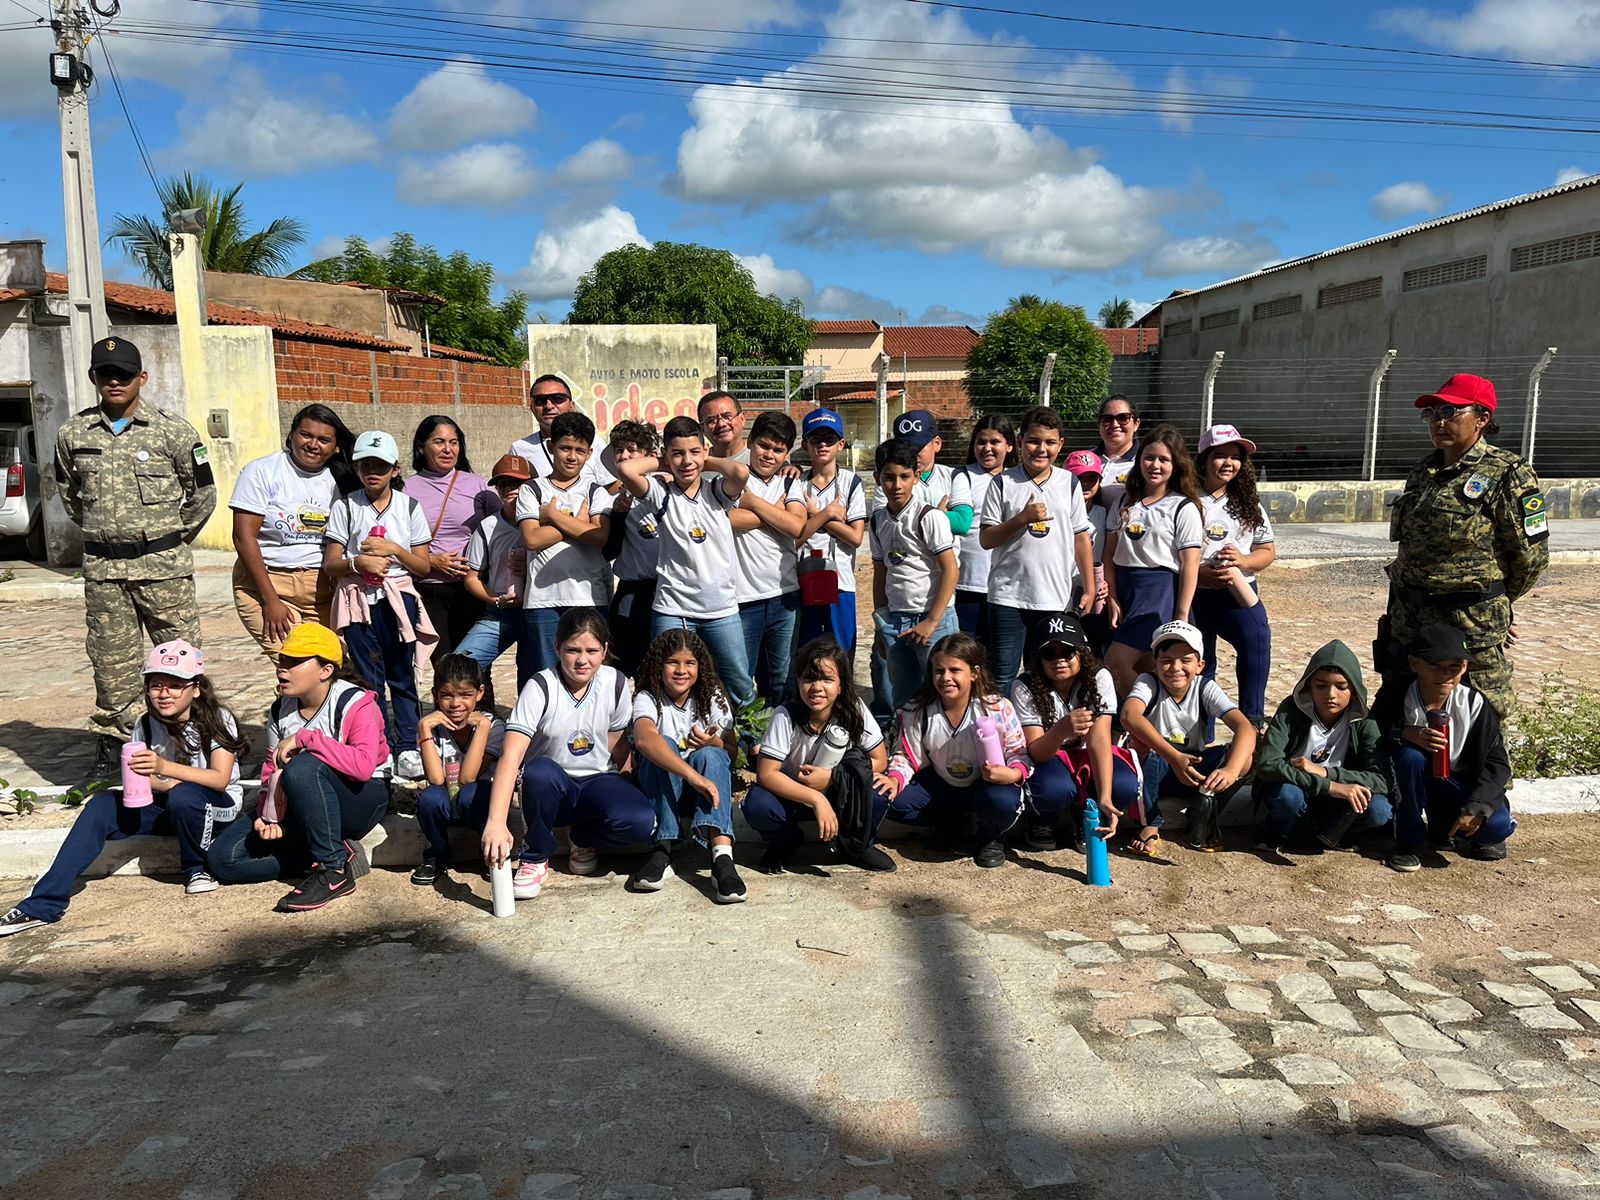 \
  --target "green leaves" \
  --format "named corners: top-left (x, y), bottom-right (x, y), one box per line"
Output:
top-left (965, 297), bottom-right (1112, 421)
top-left (1508, 673), bottom-right (1600, 779)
